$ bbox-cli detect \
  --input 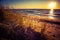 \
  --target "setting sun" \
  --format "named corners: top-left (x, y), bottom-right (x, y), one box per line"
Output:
top-left (49, 2), bottom-right (56, 9)
top-left (49, 2), bottom-right (56, 19)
